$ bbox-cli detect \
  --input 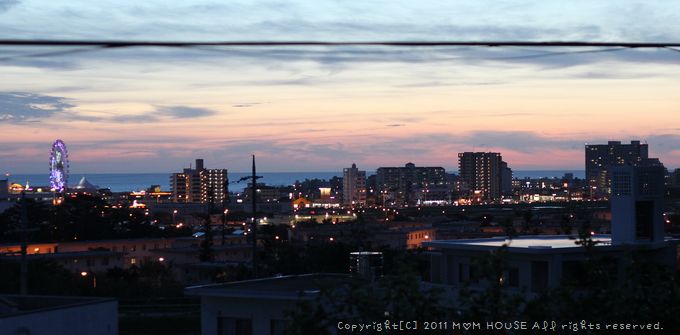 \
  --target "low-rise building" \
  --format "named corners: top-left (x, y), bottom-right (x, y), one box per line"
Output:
top-left (185, 273), bottom-right (350, 335)
top-left (426, 235), bottom-right (678, 299)
top-left (0, 295), bottom-right (118, 335)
